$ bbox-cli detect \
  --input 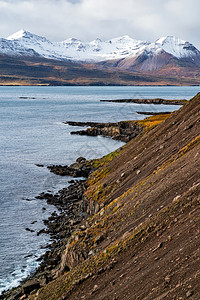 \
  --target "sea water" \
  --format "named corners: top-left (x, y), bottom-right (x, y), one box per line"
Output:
top-left (0, 86), bottom-right (199, 294)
